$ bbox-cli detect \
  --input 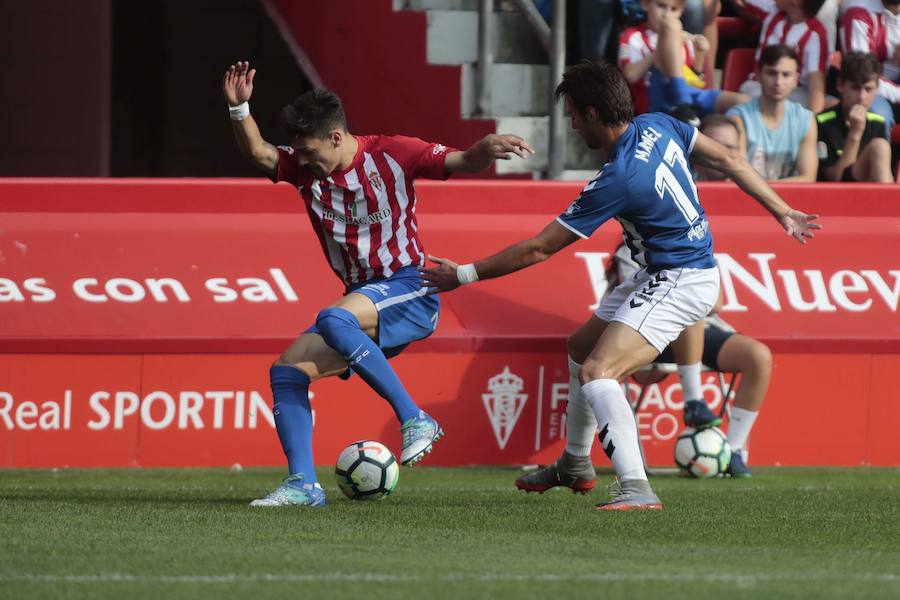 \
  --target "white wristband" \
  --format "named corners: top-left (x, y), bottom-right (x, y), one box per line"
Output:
top-left (229, 102), bottom-right (250, 121)
top-left (457, 263), bottom-right (479, 285)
